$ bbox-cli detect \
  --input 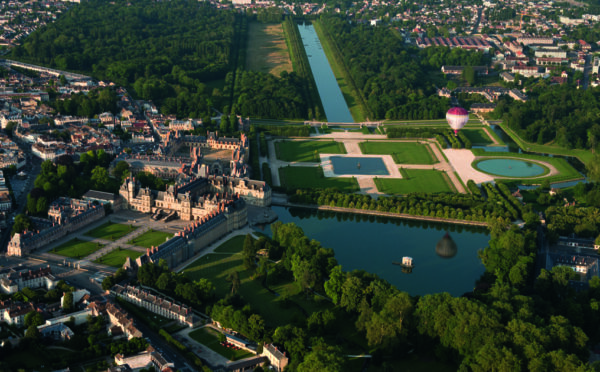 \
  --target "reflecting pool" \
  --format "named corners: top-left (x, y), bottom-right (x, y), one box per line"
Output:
top-left (476, 158), bottom-right (545, 177)
top-left (330, 156), bottom-right (389, 175)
